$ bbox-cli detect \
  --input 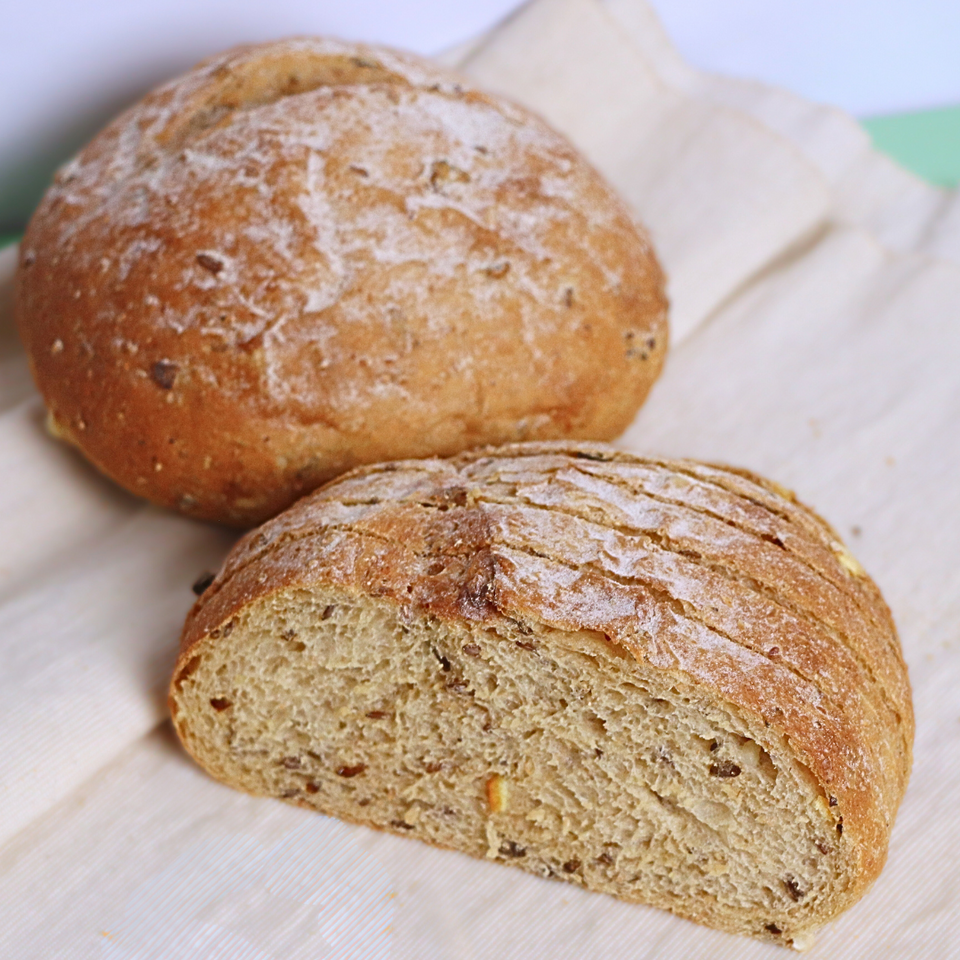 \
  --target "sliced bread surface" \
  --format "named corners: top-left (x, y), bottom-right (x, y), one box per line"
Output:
top-left (170, 442), bottom-right (913, 946)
